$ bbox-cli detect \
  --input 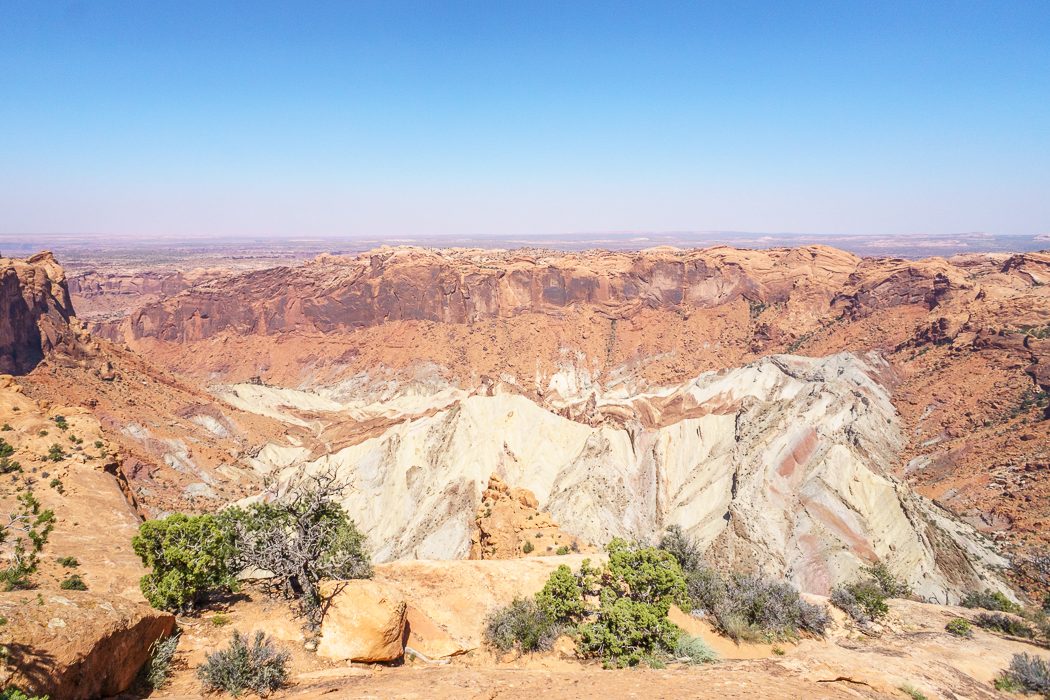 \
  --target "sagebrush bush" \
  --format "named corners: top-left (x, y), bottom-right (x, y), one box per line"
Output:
top-left (999, 653), bottom-right (1050, 695)
top-left (59, 573), bottom-right (87, 590)
top-left (673, 634), bottom-right (718, 664)
top-left (945, 617), bottom-right (972, 638)
top-left (829, 564), bottom-right (907, 625)
top-left (708, 573), bottom-right (829, 641)
top-left (659, 525), bottom-right (704, 574)
top-left (974, 612), bottom-right (1035, 638)
top-left (484, 597), bottom-right (559, 653)
top-left (960, 589), bottom-right (1021, 614)
top-left (137, 632), bottom-right (180, 691)
top-left (197, 630), bottom-right (289, 697)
